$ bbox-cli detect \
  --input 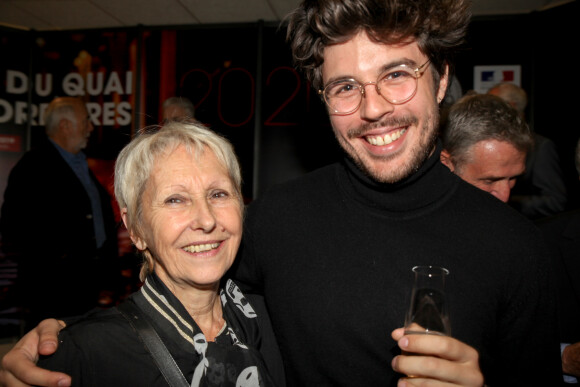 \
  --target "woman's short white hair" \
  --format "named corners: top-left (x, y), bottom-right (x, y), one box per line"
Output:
top-left (114, 121), bottom-right (243, 280)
